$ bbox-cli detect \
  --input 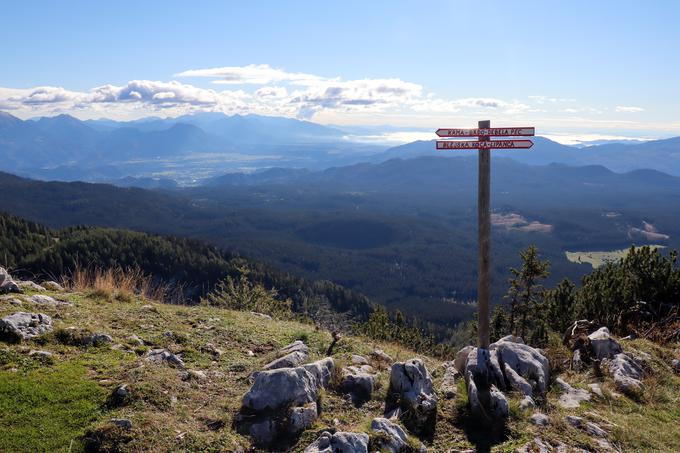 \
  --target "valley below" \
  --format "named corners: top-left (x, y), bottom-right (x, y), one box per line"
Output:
top-left (2, 151), bottom-right (680, 339)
